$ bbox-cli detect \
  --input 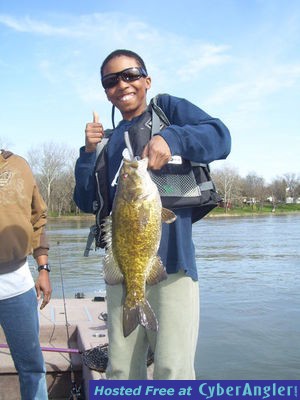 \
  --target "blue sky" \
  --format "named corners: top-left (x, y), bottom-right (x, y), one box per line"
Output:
top-left (0, 0), bottom-right (299, 182)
